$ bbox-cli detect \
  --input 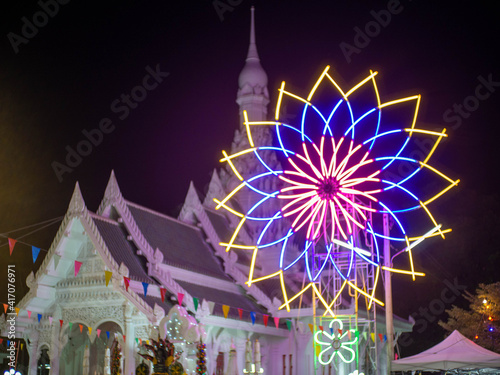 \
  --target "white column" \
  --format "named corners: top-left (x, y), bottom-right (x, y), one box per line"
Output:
top-left (123, 303), bottom-right (135, 375)
top-left (27, 329), bottom-right (39, 375)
